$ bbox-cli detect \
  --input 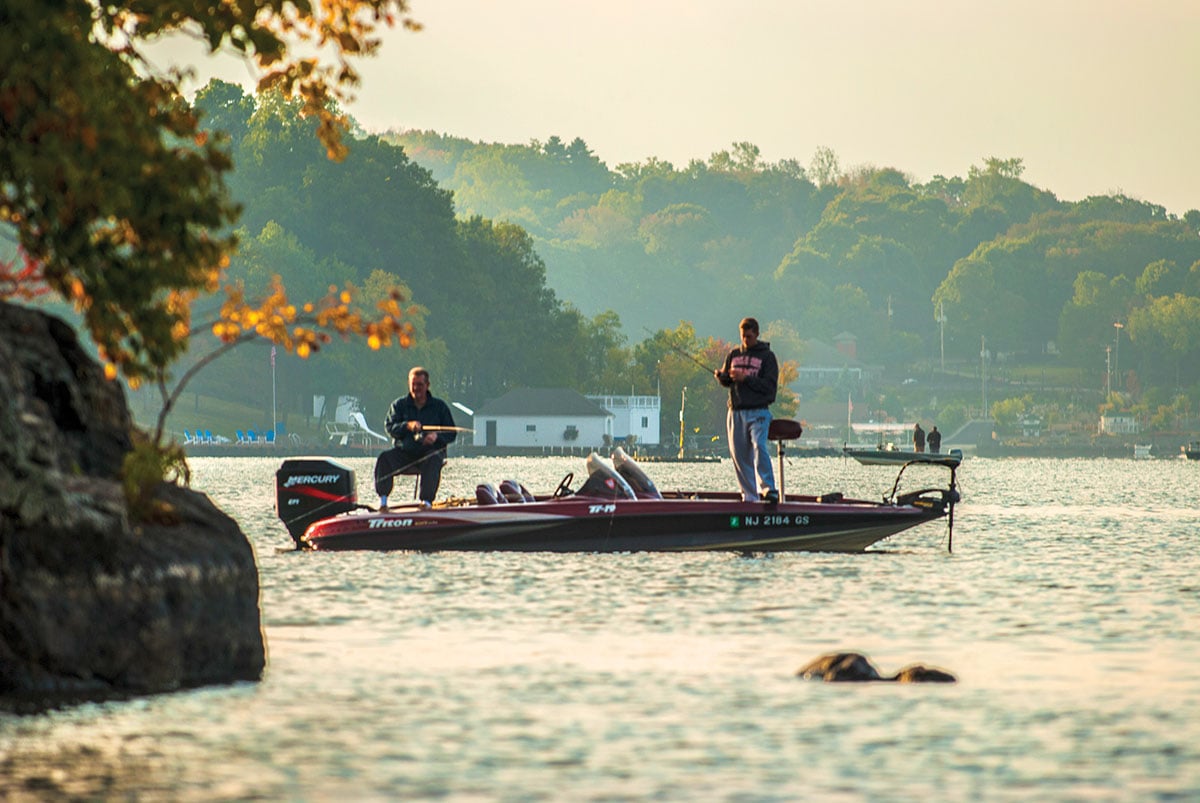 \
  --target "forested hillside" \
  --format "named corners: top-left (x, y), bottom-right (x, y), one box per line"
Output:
top-left (391, 131), bottom-right (1200, 373)
top-left (183, 82), bottom-right (645, 428)
top-left (150, 82), bottom-right (1200, 438)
